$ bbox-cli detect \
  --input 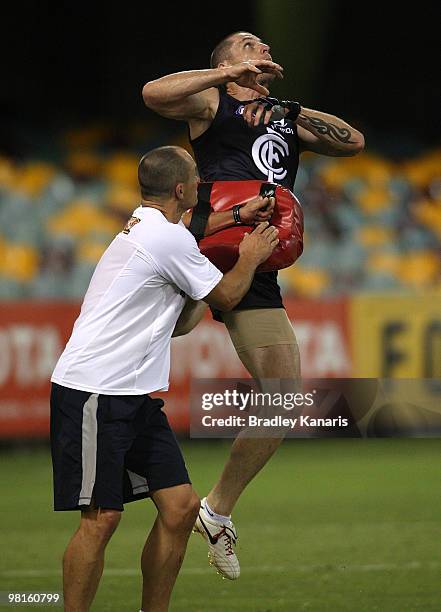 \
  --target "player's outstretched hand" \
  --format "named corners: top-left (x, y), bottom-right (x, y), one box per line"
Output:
top-left (239, 196), bottom-right (275, 224)
top-left (239, 221), bottom-right (279, 265)
top-left (225, 60), bottom-right (284, 96)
